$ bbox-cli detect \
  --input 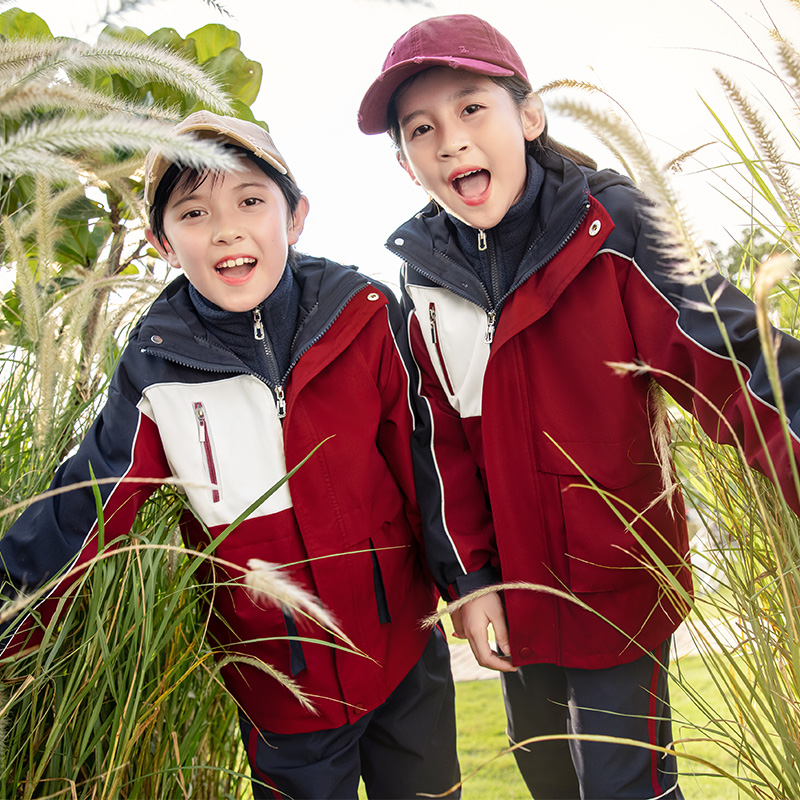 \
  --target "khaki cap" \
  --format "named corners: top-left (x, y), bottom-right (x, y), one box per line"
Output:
top-left (143, 110), bottom-right (295, 213)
